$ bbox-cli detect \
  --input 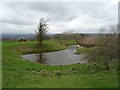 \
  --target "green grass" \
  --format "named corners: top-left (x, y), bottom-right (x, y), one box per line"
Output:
top-left (56, 40), bottom-right (78, 46)
top-left (75, 46), bottom-right (98, 54)
top-left (15, 40), bottom-right (67, 54)
top-left (2, 40), bottom-right (118, 88)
